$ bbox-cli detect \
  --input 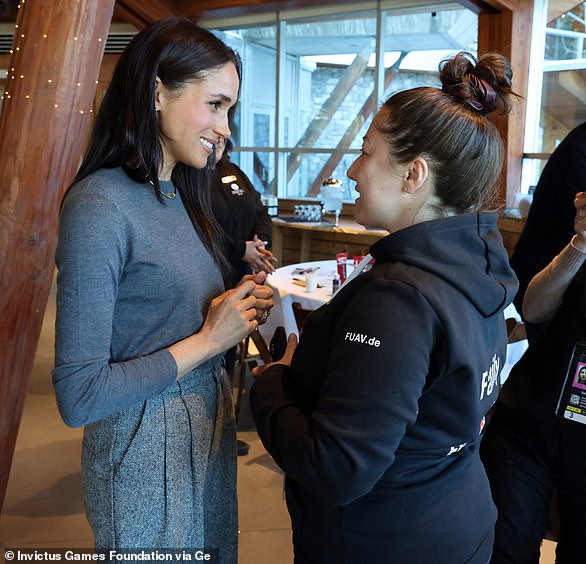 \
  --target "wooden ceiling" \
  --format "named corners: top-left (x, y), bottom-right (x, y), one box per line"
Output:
top-left (1, 0), bottom-right (582, 27)
top-left (0, 0), bottom-right (505, 27)
top-left (2, 0), bottom-right (347, 25)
